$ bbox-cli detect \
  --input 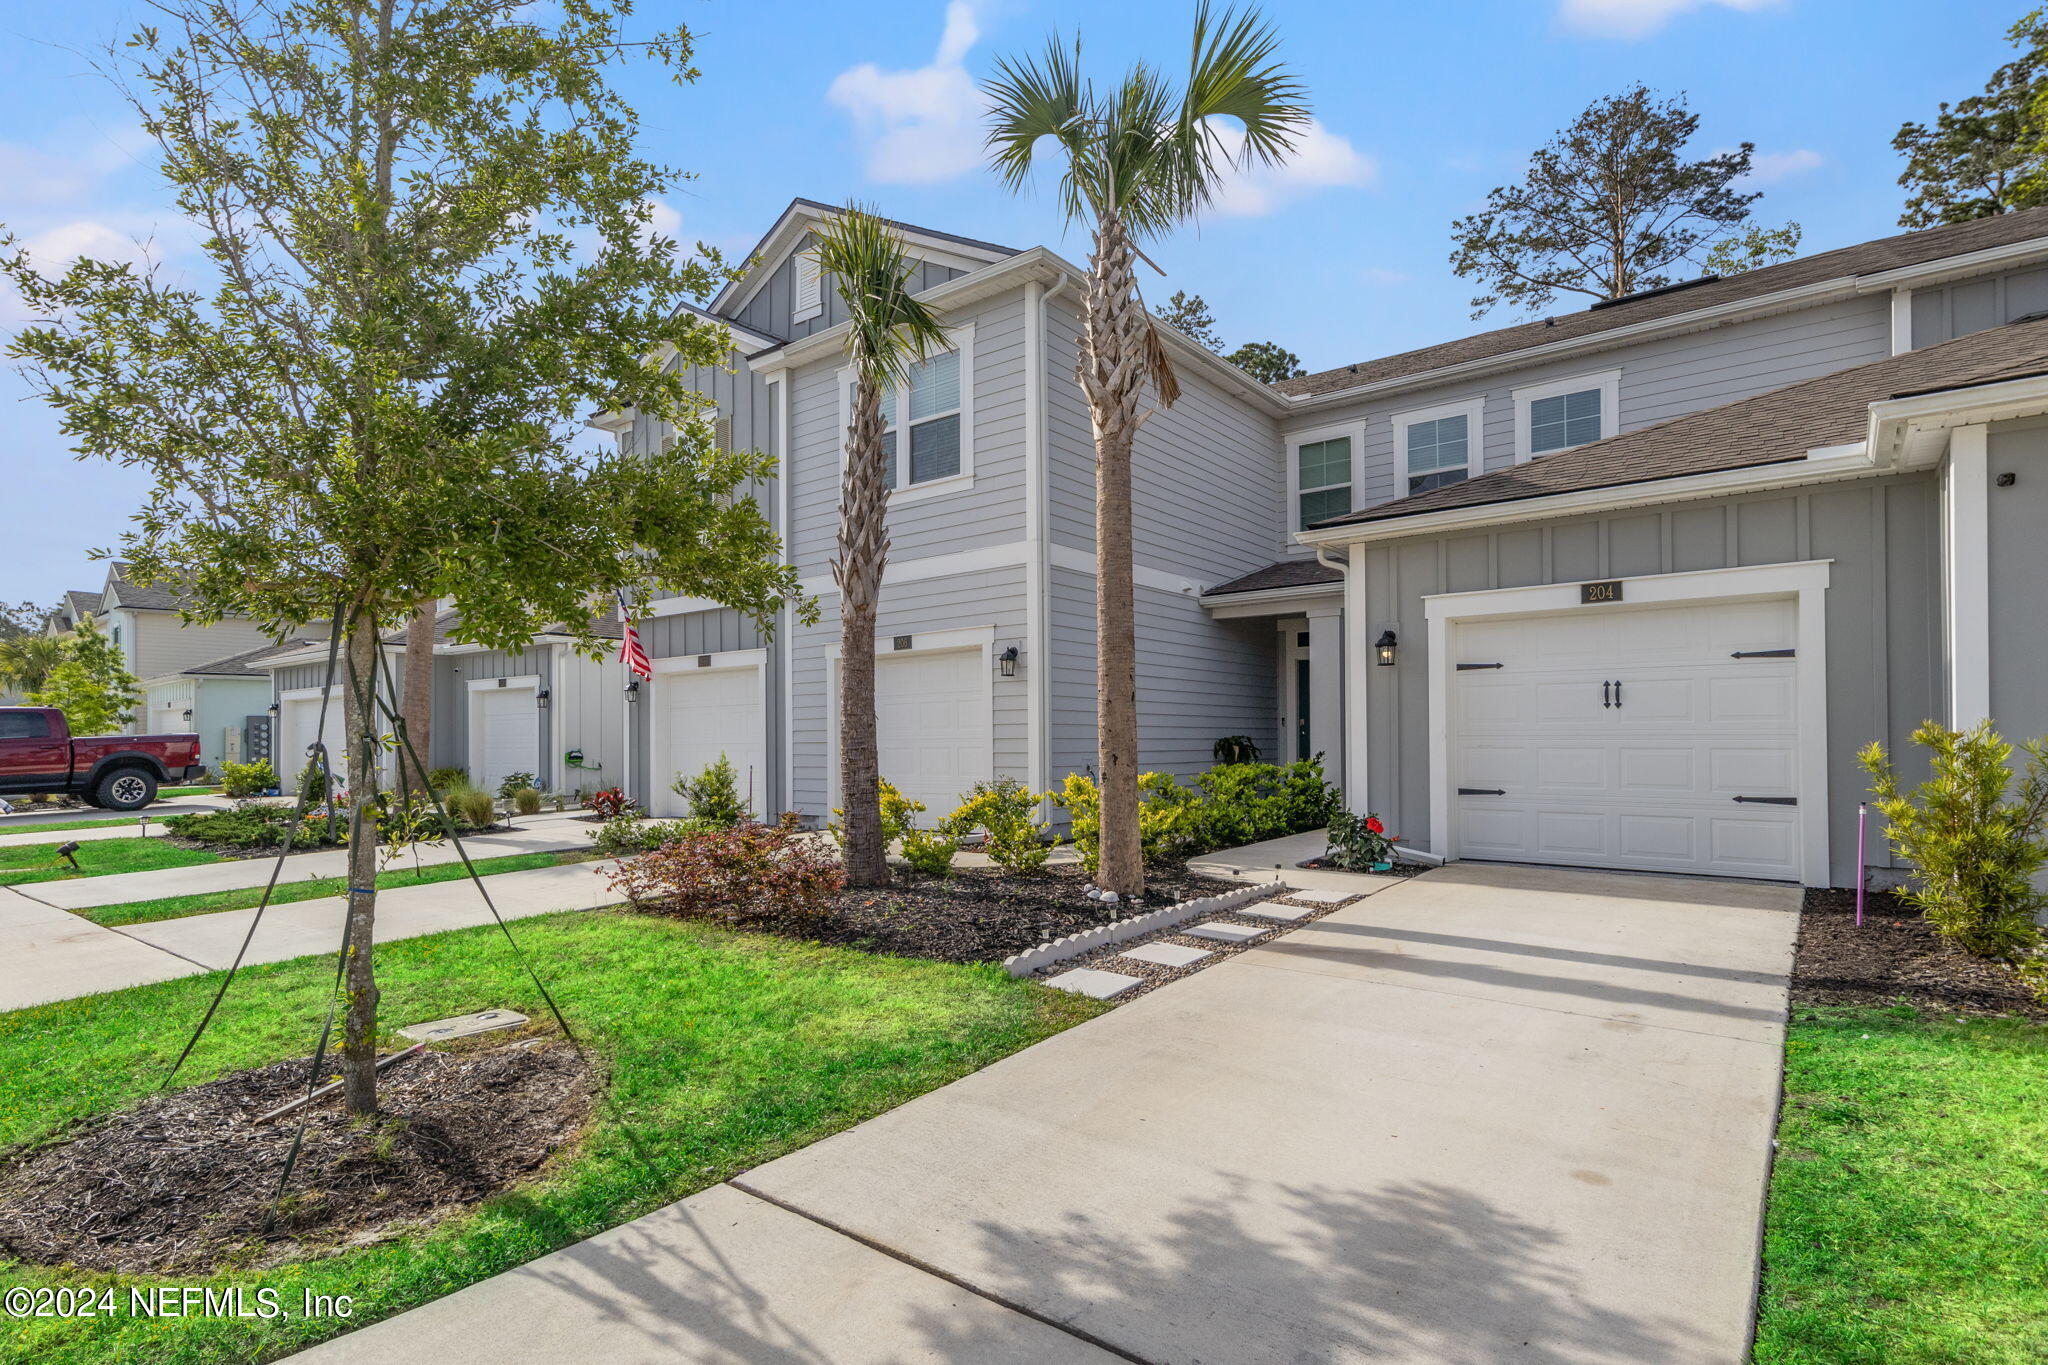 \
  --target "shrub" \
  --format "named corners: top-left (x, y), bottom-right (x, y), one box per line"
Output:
top-left (605, 814), bottom-right (844, 922)
top-left (674, 754), bottom-right (747, 827)
top-left (450, 787), bottom-right (497, 829)
top-left (512, 786), bottom-right (543, 816)
top-left (950, 778), bottom-right (1051, 872)
top-left (1325, 809), bottom-right (1396, 869)
top-left (1195, 759), bottom-right (1340, 850)
top-left (297, 759), bottom-right (333, 809)
top-left (1861, 721), bottom-right (2048, 963)
top-left (828, 778), bottom-right (920, 850)
top-left (586, 787), bottom-right (634, 818)
top-left (900, 822), bottom-right (963, 877)
top-left (426, 766), bottom-right (468, 794)
top-left (496, 771), bottom-right (539, 800)
top-left (1137, 771), bottom-right (1207, 863)
top-left (165, 801), bottom-right (332, 850)
top-left (590, 811), bottom-right (713, 857)
top-left (219, 759), bottom-right (275, 799)
top-left (1052, 773), bottom-right (1101, 872)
